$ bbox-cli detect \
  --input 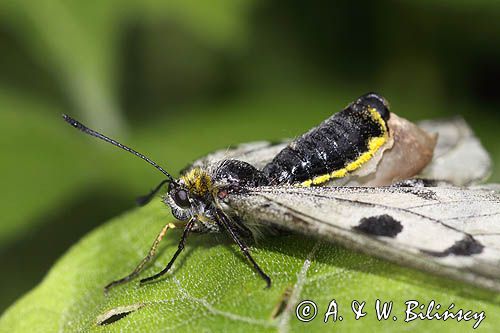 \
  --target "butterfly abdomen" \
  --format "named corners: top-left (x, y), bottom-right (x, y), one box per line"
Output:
top-left (263, 93), bottom-right (390, 186)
